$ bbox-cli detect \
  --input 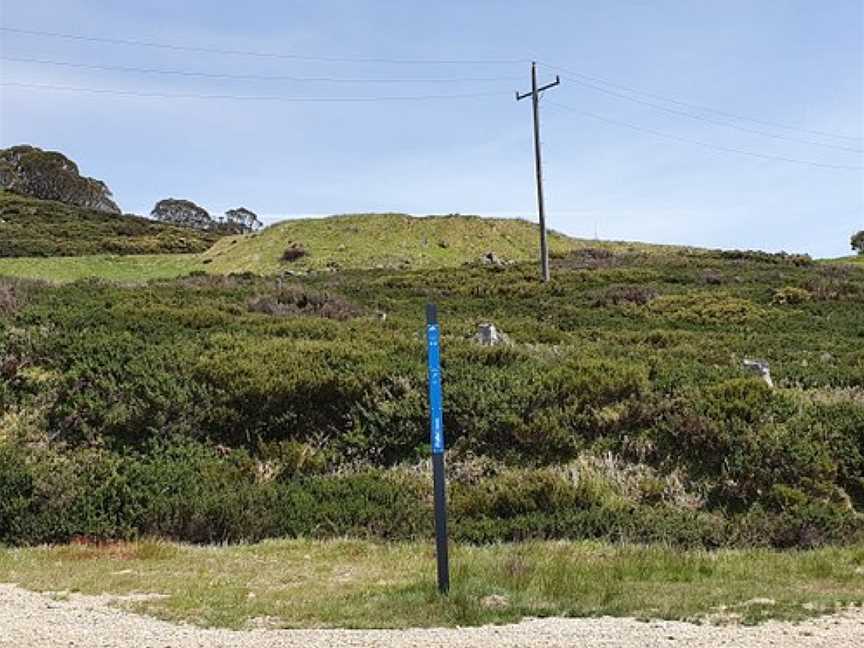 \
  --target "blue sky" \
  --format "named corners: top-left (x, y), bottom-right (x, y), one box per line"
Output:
top-left (1, 1), bottom-right (862, 257)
